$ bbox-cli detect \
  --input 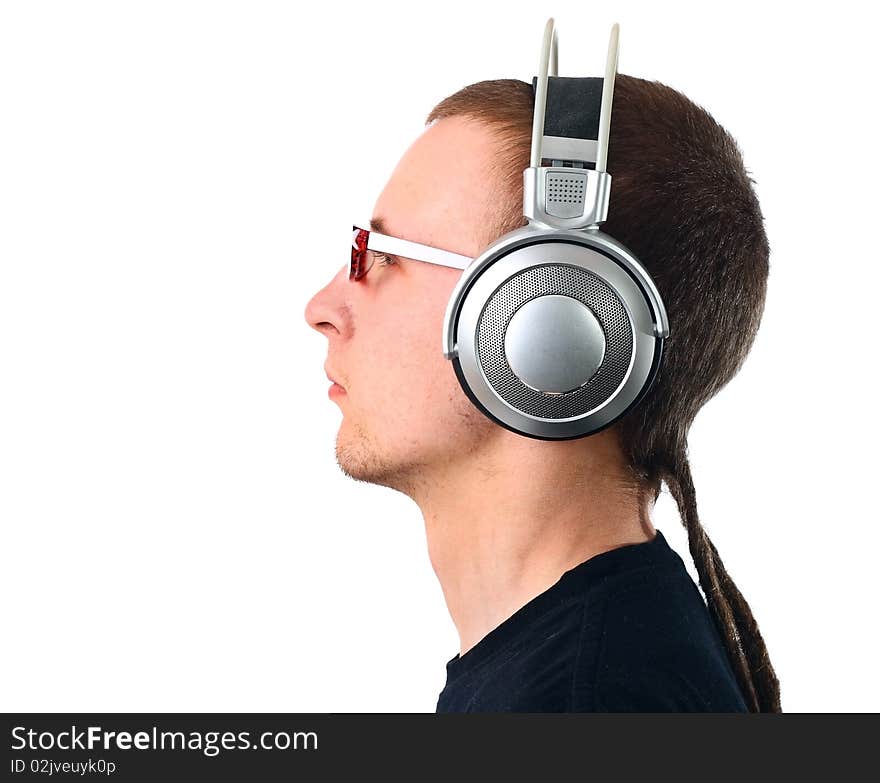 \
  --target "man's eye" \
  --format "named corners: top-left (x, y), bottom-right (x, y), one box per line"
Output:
top-left (373, 252), bottom-right (397, 267)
